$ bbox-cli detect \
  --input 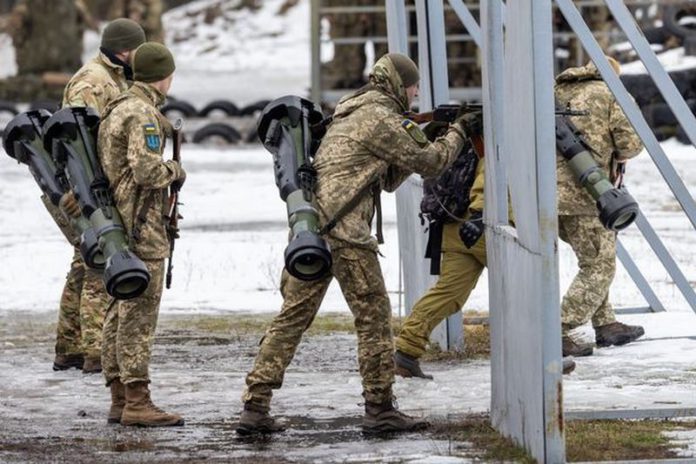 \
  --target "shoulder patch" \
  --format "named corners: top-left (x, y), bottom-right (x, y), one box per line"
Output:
top-left (402, 119), bottom-right (428, 146)
top-left (143, 123), bottom-right (161, 152)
